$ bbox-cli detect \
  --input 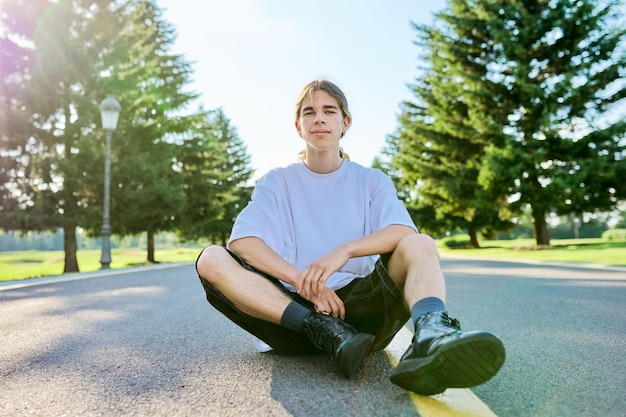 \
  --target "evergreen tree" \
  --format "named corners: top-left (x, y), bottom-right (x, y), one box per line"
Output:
top-left (0, 0), bottom-right (121, 271)
top-left (0, 0), bottom-right (201, 267)
top-left (88, 0), bottom-right (199, 263)
top-left (473, 0), bottom-right (626, 245)
top-left (390, 0), bottom-right (626, 246)
top-left (177, 108), bottom-right (254, 246)
top-left (389, 5), bottom-right (513, 246)
top-left (0, 0), bottom-right (39, 230)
